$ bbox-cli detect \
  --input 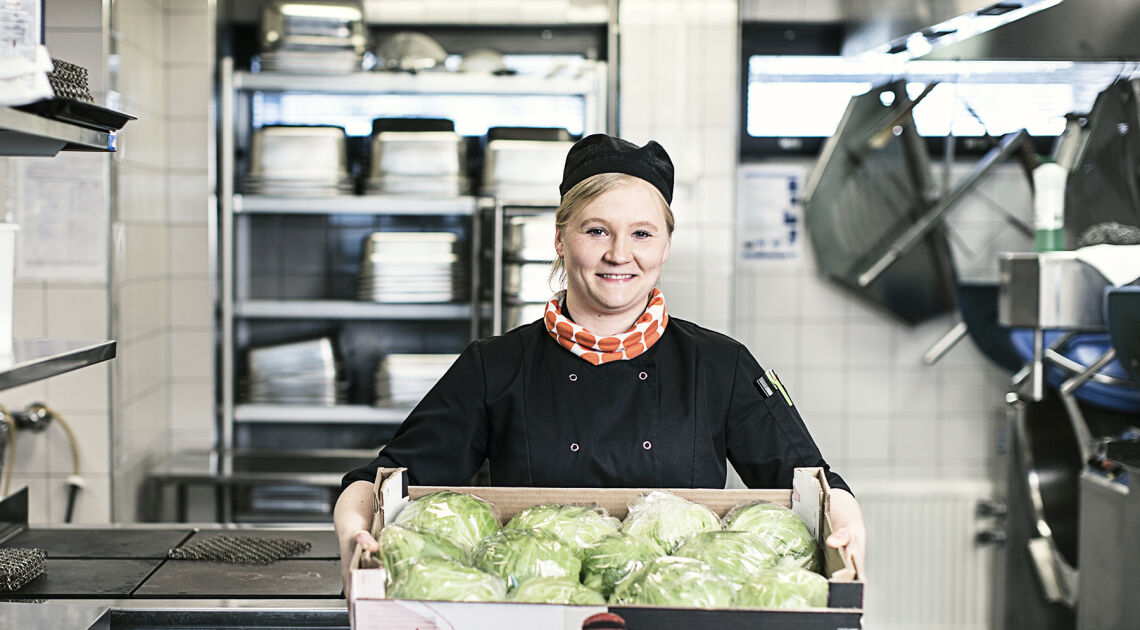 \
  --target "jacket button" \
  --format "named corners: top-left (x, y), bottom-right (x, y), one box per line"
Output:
top-left (638, 371), bottom-right (648, 381)
top-left (568, 373), bottom-right (578, 382)
top-left (642, 441), bottom-right (652, 450)
top-left (570, 443), bottom-right (580, 452)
